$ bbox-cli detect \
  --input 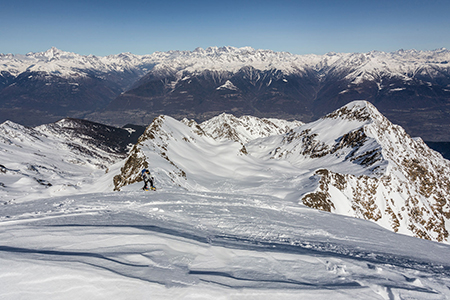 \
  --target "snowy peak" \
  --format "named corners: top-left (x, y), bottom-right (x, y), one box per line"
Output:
top-left (0, 47), bottom-right (155, 77)
top-left (199, 113), bottom-right (303, 143)
top-left (113, 115), bottom-right (209, 190)
top-left (323, 100), bottom-right (380, 122)
top-left (216, 80), bottom-right (239, 91)
top-left (0, 120), bottom-right (45, 144)
top-left (292, 102), bottom-right (450, 242)
top-left (36, 118), bottom-right (139, 156)
top-left (31, 47), bottom-right (76, 61)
